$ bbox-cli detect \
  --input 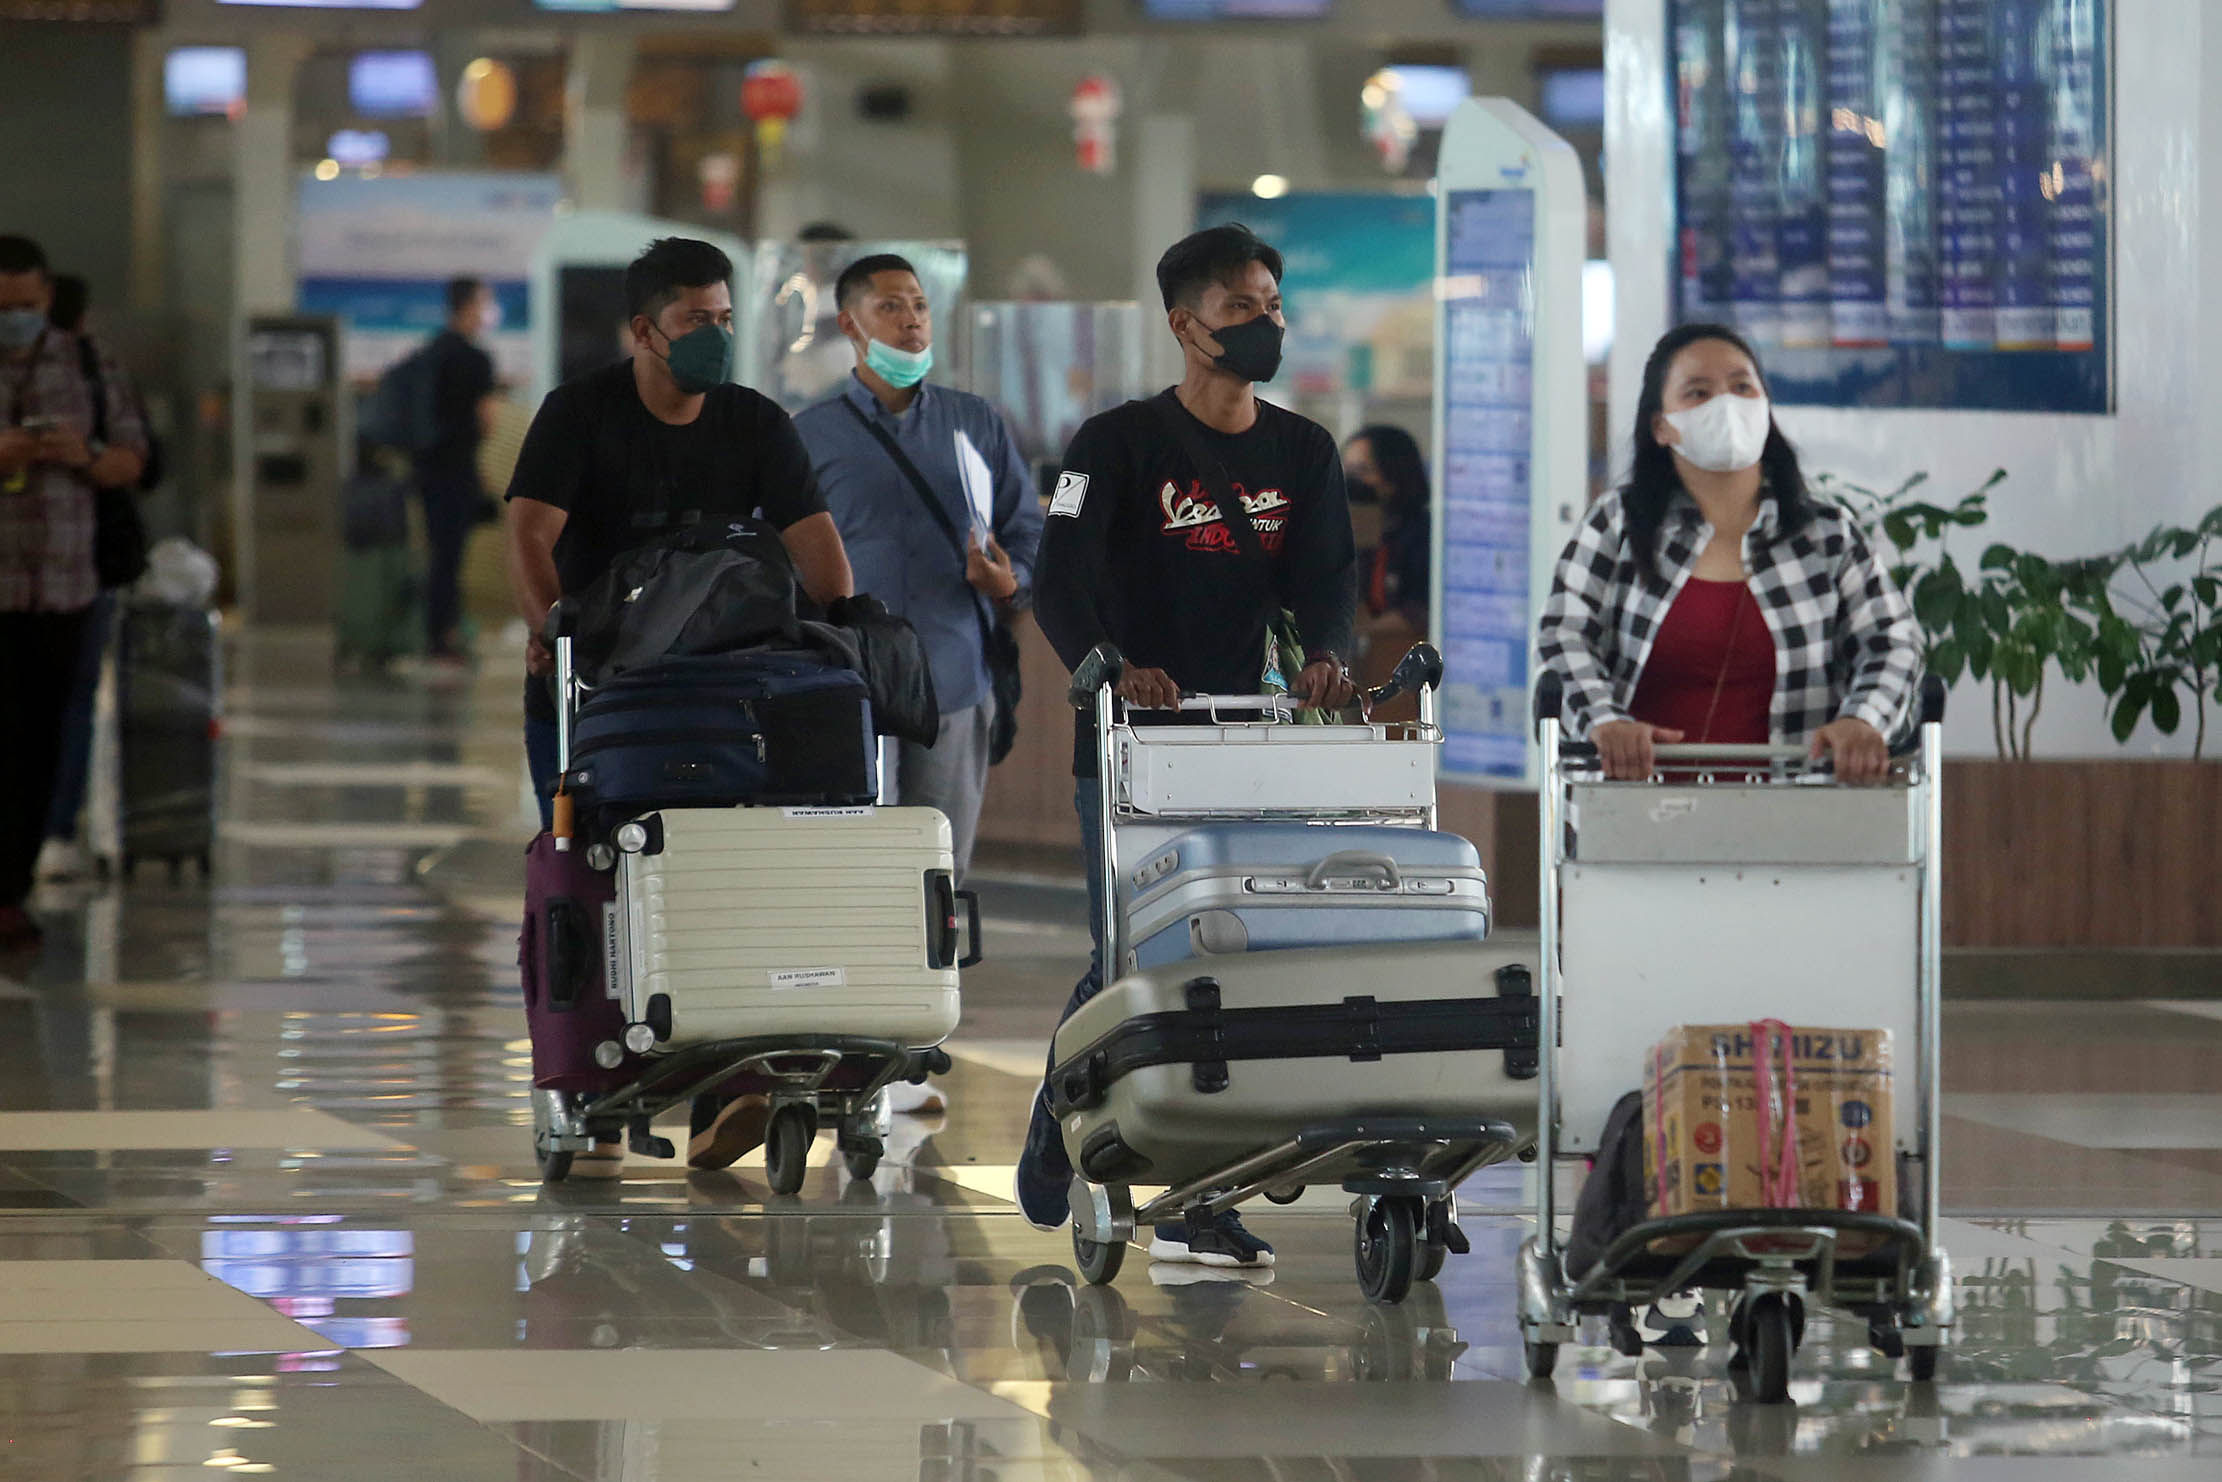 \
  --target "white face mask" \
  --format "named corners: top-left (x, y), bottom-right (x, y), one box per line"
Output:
top-left (1661, 391), bottom-right (1771, 473)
